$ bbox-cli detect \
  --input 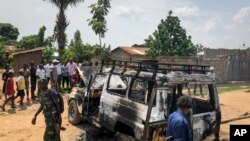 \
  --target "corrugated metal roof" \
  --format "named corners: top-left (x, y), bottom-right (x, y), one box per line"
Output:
top-left (113, 46), bottom-right (149, 56)
top-left (13, 47), bottom-right (44, 55)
